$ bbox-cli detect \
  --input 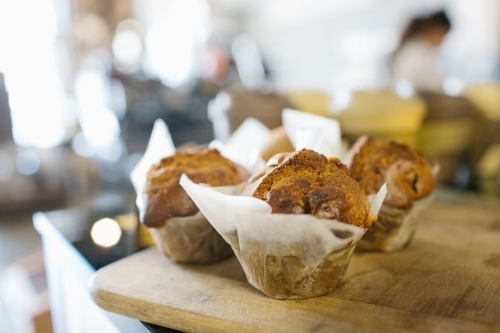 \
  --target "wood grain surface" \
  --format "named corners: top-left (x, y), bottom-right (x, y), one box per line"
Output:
top-left (89, 200), bottom-right (500, 333)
